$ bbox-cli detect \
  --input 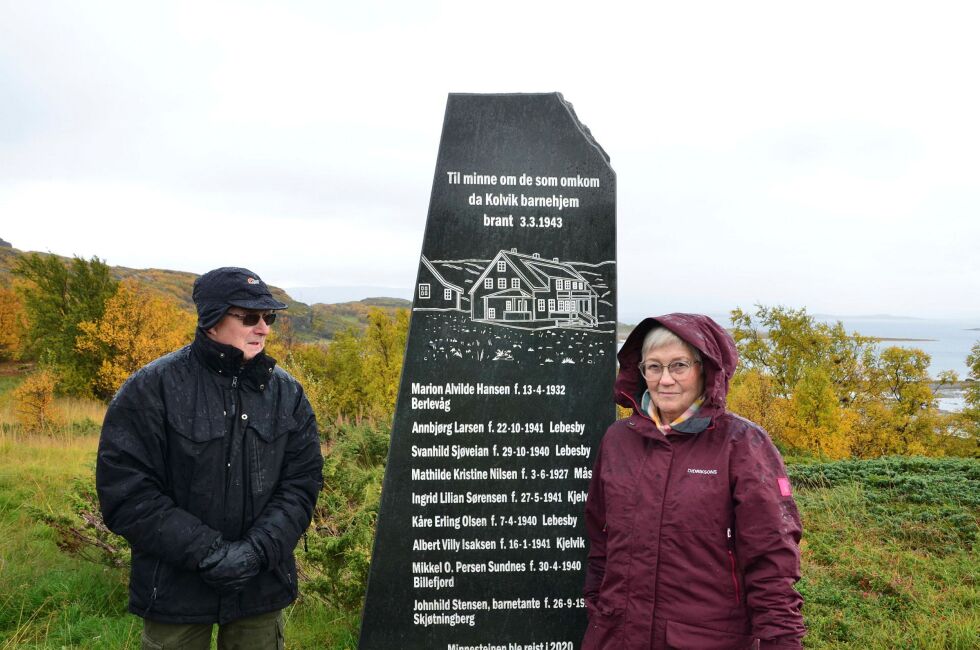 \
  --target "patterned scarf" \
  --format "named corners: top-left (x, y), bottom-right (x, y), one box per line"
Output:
top-left (642, 391), bottom-right (705, 433)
